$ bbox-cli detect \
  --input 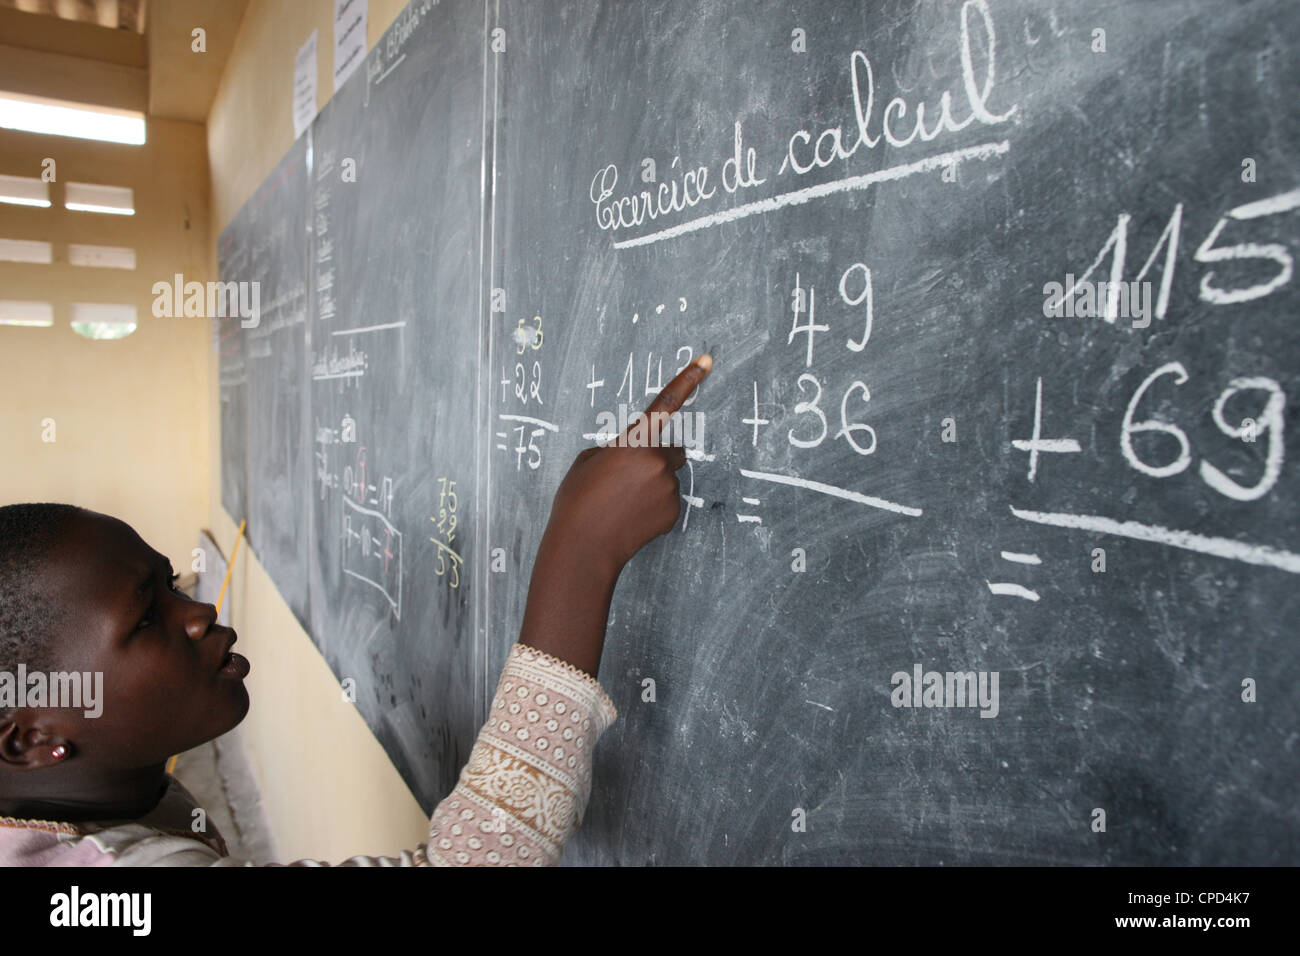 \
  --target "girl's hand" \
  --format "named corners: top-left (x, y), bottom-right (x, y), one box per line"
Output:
top-left (541, 354), bottom-right (712, 577)
top-left (519, 354), bottom-right (712, 676)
